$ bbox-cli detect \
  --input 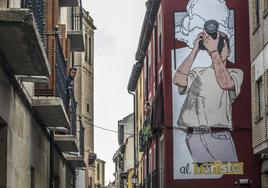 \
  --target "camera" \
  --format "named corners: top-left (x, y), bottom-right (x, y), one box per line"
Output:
top-left (199, 20), bottom-right (221, 50)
